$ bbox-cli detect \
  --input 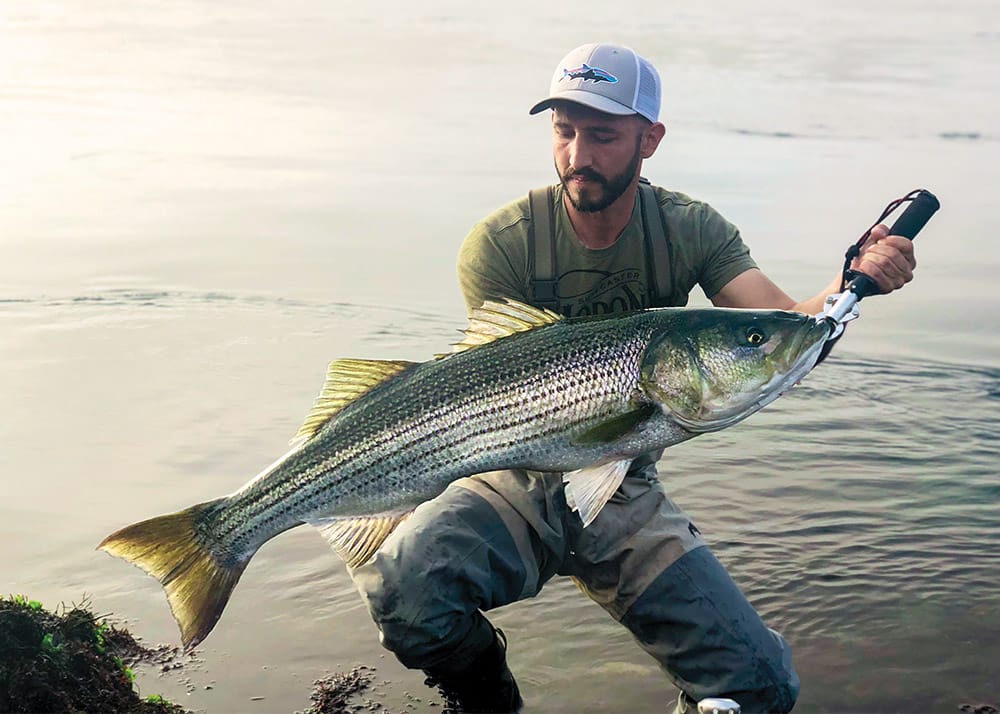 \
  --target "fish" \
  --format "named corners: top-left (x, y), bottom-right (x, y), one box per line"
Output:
top-left (562, 63), bottom-right (619, 84)
top-left (98, 299), bottom-right (830, 651)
